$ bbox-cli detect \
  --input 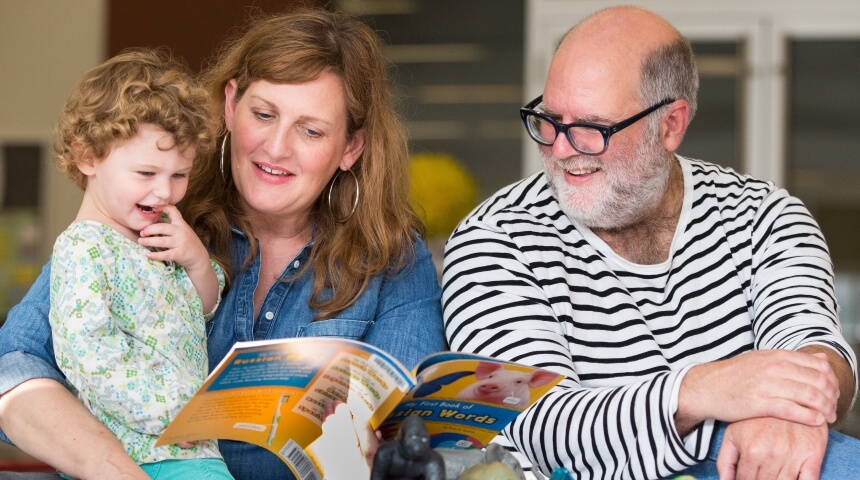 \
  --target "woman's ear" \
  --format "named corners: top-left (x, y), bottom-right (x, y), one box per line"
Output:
top-left (339, 129), bottom-right (366, 171)
top-left (660, 100), bottom-right (690, 153)
top-left (224, 79), bottom-right (239, 130)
